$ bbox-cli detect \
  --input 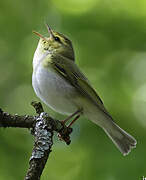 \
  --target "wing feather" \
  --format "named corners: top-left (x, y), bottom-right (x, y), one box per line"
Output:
top-left (46, 54), bottom-right (112, 118)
